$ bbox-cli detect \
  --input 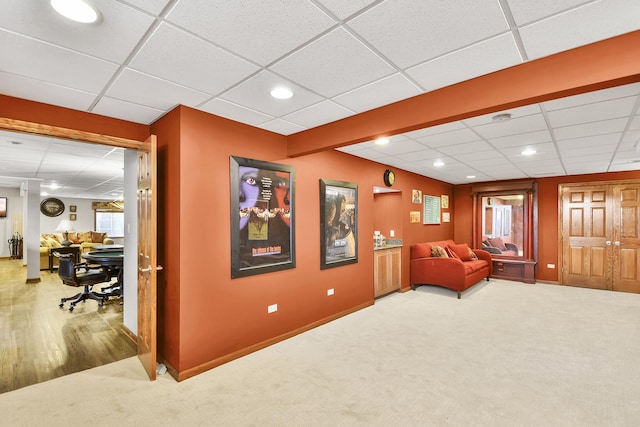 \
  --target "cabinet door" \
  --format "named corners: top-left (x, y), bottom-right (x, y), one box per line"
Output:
top-left (374, 251), bottom-right (390, 297)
